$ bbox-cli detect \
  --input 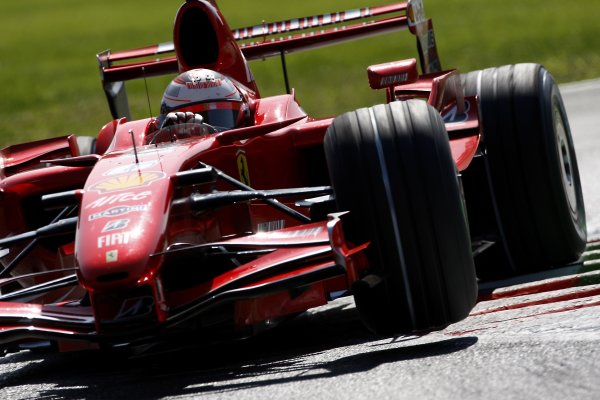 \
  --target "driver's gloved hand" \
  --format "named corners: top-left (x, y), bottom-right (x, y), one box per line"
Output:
top-left (163, 112), bottom-right (203, 126)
